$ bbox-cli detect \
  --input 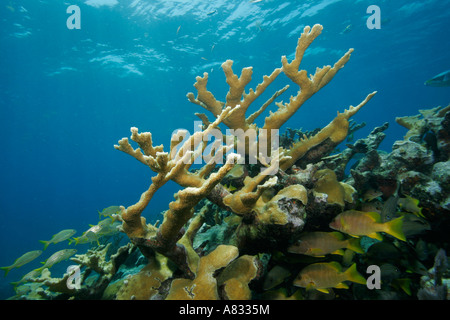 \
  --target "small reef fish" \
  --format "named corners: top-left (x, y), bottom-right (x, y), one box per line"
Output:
top-left (223, 183), bottom-right (237, 192)
top-left (363, 189), bottom-right (383, 202)
top-left (294, 262), bottom-right (366, 294)
top-left (10, 269), bottom-right (42, 288)
top-left (35, 249), bottom-right (77, 272)
top-left (340, 24), bottom-right (352, 34)
top-left (329, 210), bottom-right (406, 241)
top-left (249, 0), bottom-right (263, 3)
top-left (176, 25), bottom-right (181, 34)
top-left (364, 241), bottom-right (402, 264)
top-left (39, 229), bottom-right (77, 250)
top-left (206, 9), bottom-right (217, 16)
top-left (401, 213), bottom-right (431, 237)
top-left (263, 265), bottom-right (291, 290)
top-left (380, 195), bottom-right (398, 222)
top-left (424, 70), bottom-right (450, 87)
top-left (98, 205), bottom-right (121, 219)
top-left (288, 231), bottom-right (363, 257)
top-left (0, 250), bottom-right (42, 277)
top-left (69, 233), bottom-right (94, 245)
top-left (397, 195), bottom-right (424, 218)
top-left (70, 218), bottom-right (120, 245)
